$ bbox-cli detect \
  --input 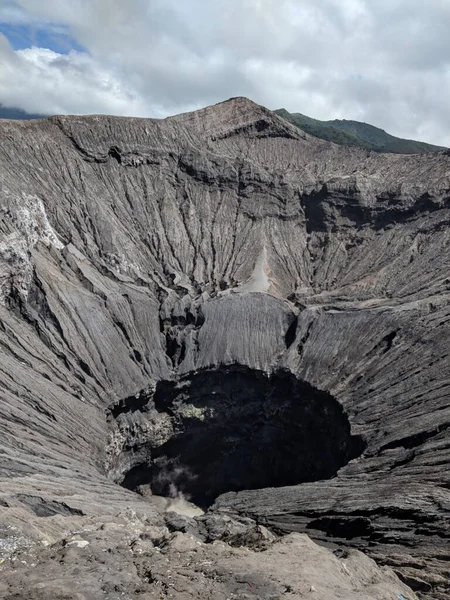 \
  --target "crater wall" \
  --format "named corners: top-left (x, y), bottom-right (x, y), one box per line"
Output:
top-left (0, 97), bottom-right (449, 598)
